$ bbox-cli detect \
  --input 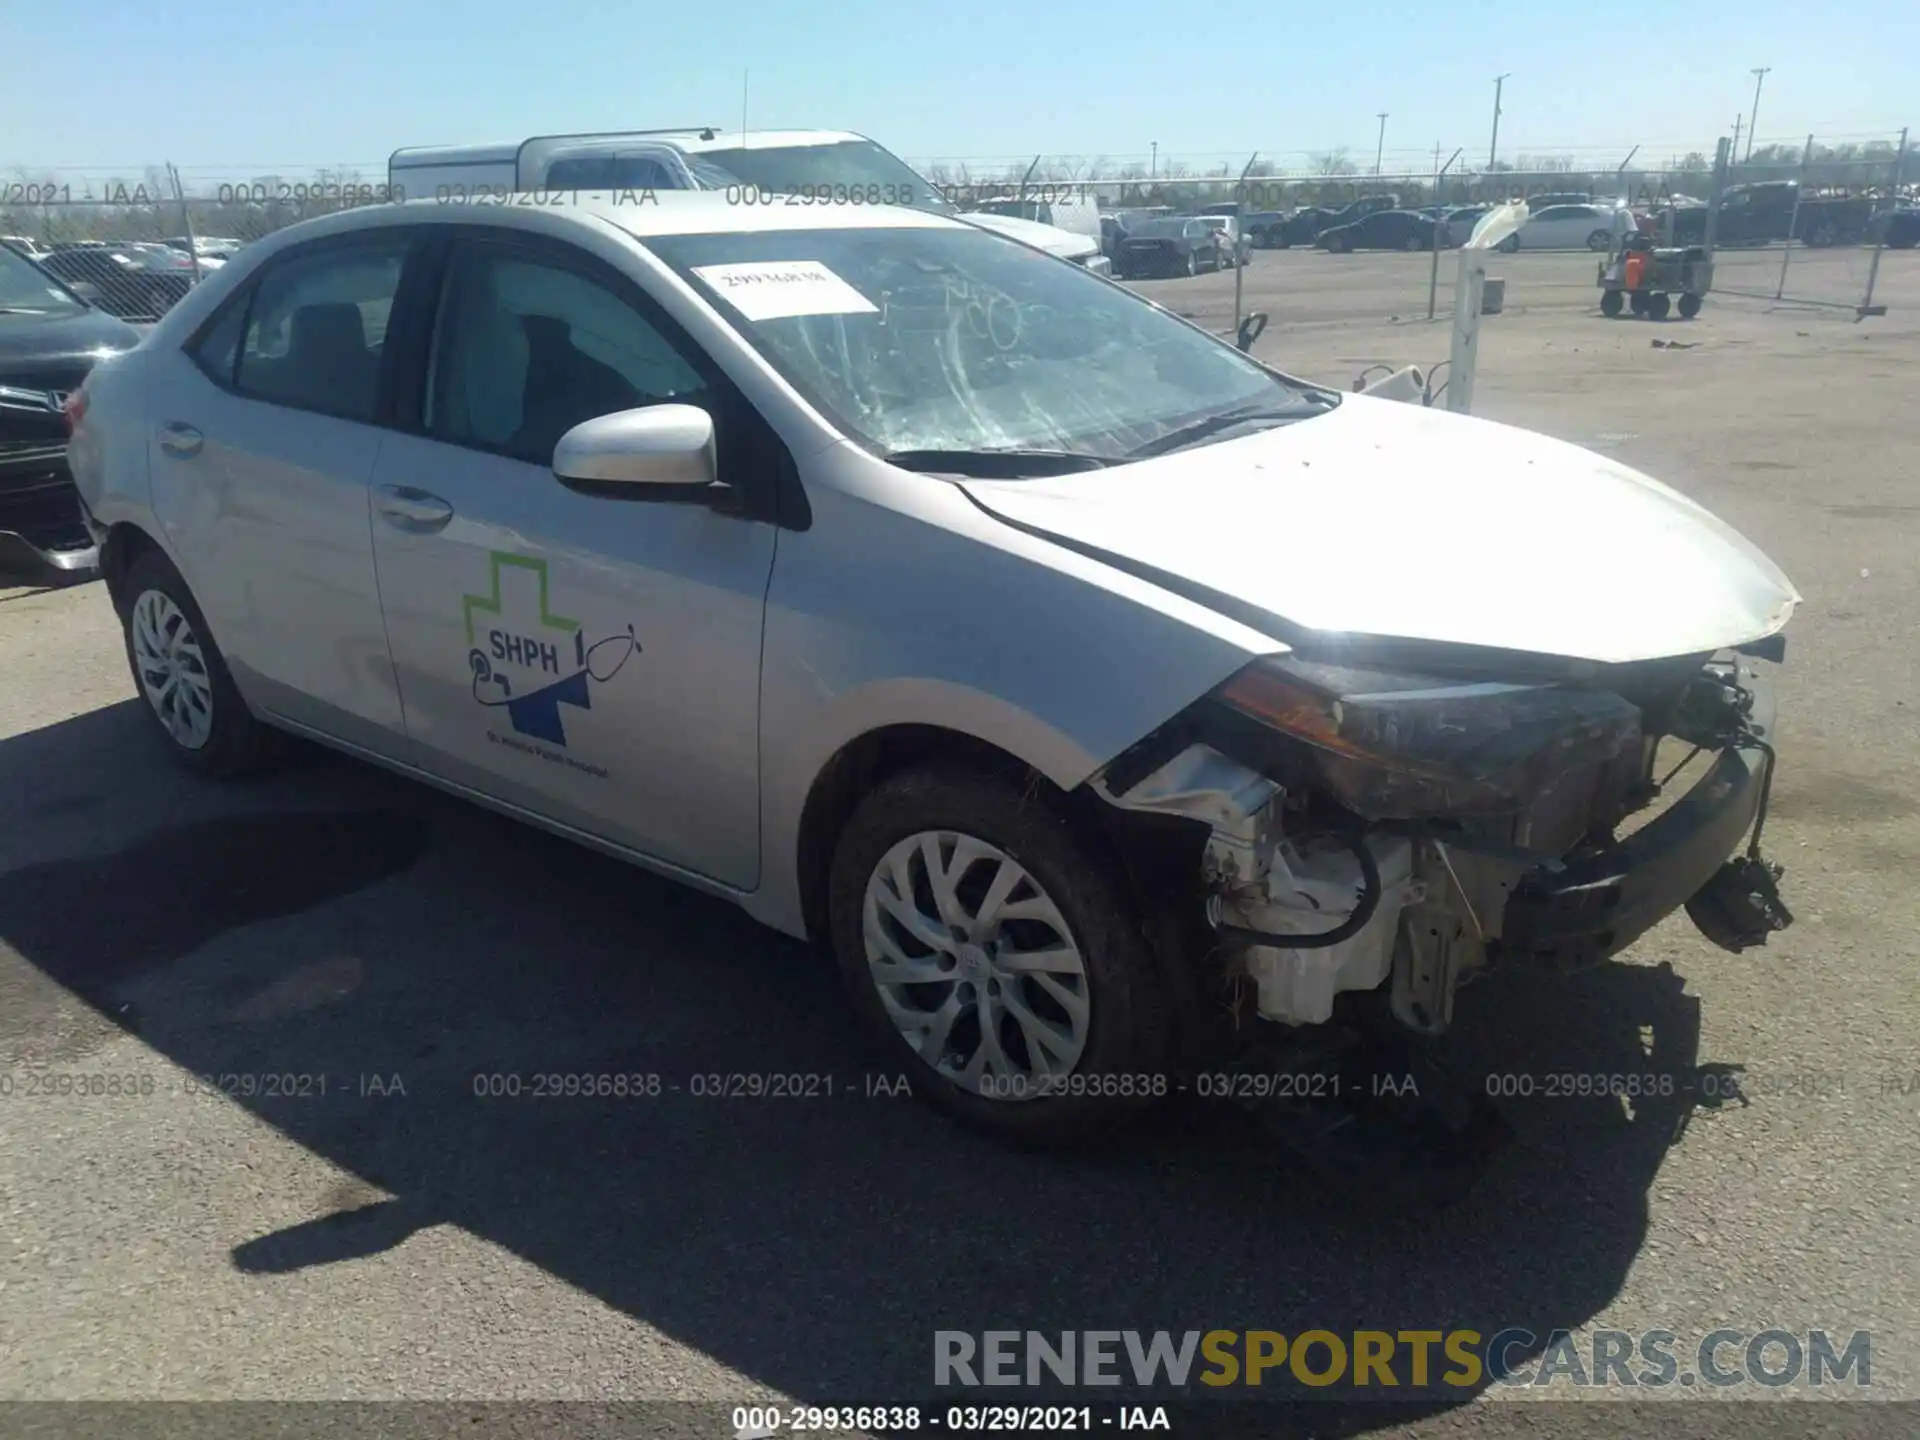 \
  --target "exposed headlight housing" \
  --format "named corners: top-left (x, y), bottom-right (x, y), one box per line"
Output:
top-left (1216, 655), bottom-right (1643, 821)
